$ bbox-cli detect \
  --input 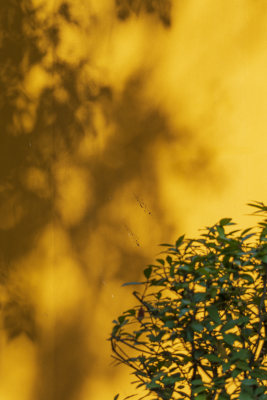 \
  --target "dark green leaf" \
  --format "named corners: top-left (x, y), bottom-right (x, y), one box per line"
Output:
top-left (164, 320), bottom-right (175, 328)
top-left (251, 369), bottom-right (267, 380)
top-left (223, 333), bottom-right (239, 345)
top-left (179, 308), bottom-right (190, 317)
top-left (222, 361), bottom-right (231, 372)
top-left (235, 360), bottom-right (250, 370)
top-left (195, 394), bottom-right (207, 400)
top-left (239, 391), bottom-right (254, 400)
top-left (186, 327), bottom-right (194, 342)
top-left (207, 305), bottom-right (221, 324)
top-left (217, 226), bottom-right (226, 238)
top-left (222, 316), bottom-right (249, 332)
top-left (241, 328), bottom-right (253, 339)
top-left (162, 375), bottom-right (179, 385)
top-left (118, 315), bottom-right (126, 324)
top-left (193, 386), bottom-right (206, 394)
top-left (144, 266), bottom-right (152, 279)
top-left (219, 218), bottom-right (232, 226)
top-left (232, 368), bottom-right (241, 378)
top-left (176, 235), bottom-right (185, 248)
top-left (192, 379), bottom-right (203, 386)
top-left (146, 382), bottom-right (161, 390)
top-left (113, 394), bottom-right (119, 400)
top-left (242, 379), bottom-right (257, 386)
top-left (193, 292), bottom-right (206, 302)
top-left (123, 309), bottom-right (136, 316)
top-left (255, 386), bottom-right (266, 396)
top-left (191, 321), bottom-right (204, 332)
top-left (218, 393), bottom-right (230, 400)
top-left (231, 349), bottom-right (250, 362)
top-left (205, 354), bottom-right (221, 362)
top-left (240, 273), bottom-right (254, 283)
top-left (166, 255), bottom-right (172, 265)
